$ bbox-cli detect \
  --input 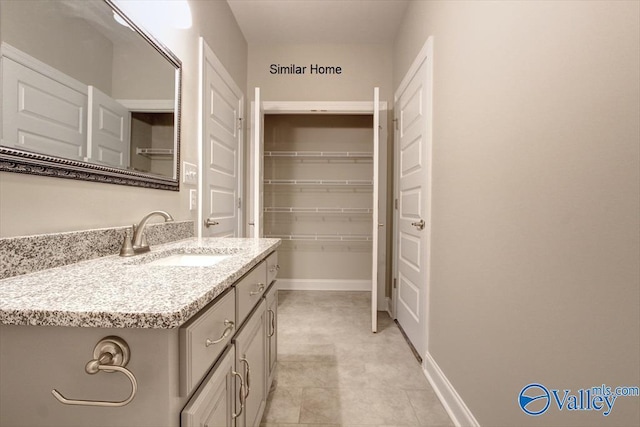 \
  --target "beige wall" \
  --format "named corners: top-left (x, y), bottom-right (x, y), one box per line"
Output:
top-left (394, 1), bottom-right (640, 426)
top-left (248, 43), bottom-right (392, 102)
top-left (0, 0), bottom-right (247, 238)
top-left (0, 0), bottom-right (113, 94)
